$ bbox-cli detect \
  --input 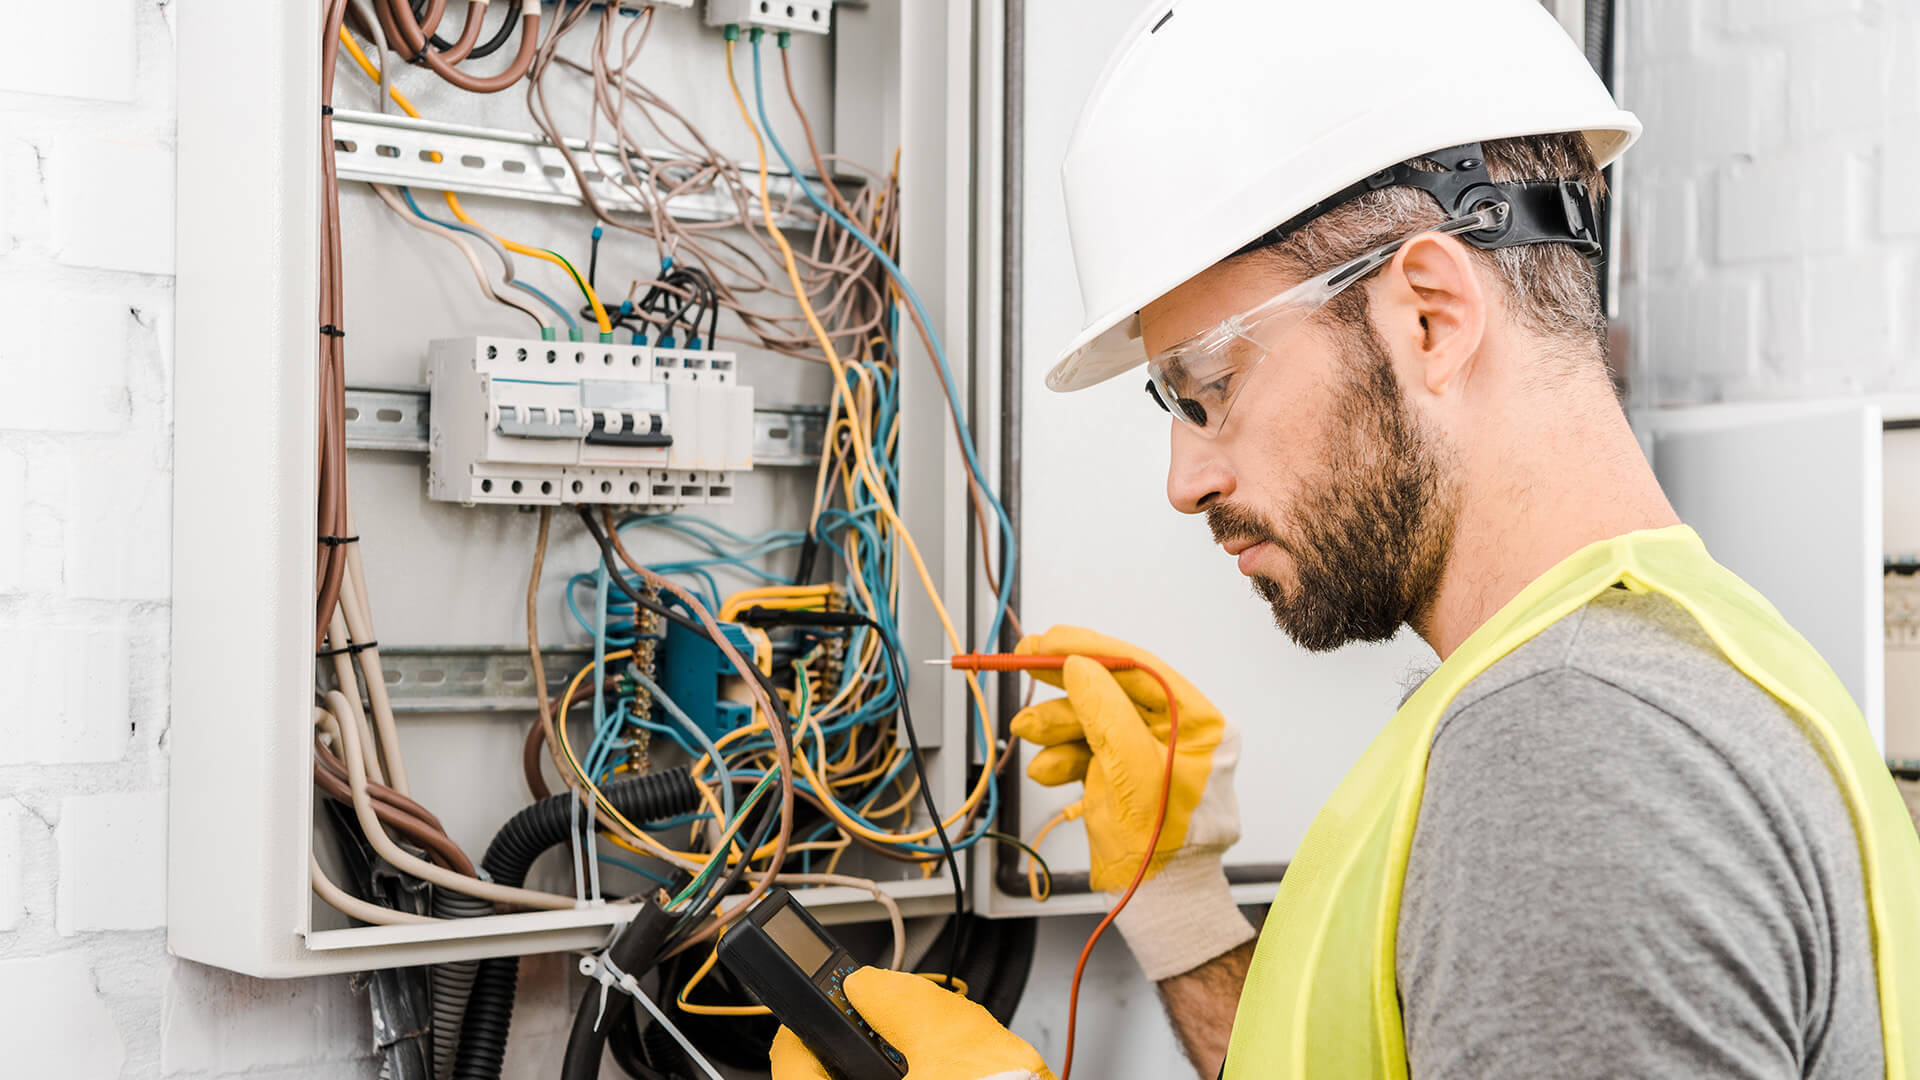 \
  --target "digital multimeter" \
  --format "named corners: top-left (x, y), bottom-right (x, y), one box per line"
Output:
top-left (716, 887), bottom-right (909, 1080)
